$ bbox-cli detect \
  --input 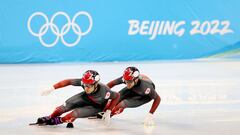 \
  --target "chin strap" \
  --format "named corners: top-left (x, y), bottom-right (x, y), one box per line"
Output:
top-left (91, 83), bottom-right (98, 93)
top-left (133, 78), bottom-right (139, 86)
